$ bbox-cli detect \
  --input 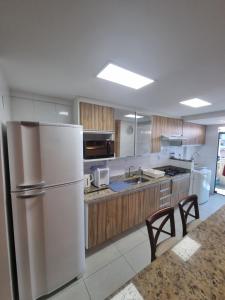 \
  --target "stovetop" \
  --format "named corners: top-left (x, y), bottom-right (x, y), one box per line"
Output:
top-left (155, 165), bottom-right (190, 177)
